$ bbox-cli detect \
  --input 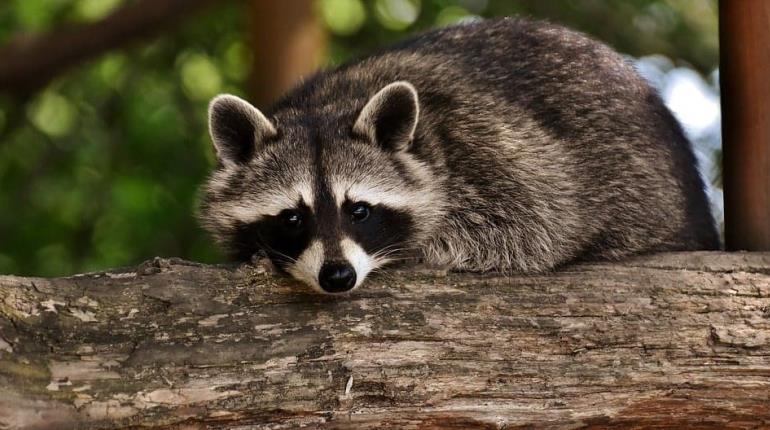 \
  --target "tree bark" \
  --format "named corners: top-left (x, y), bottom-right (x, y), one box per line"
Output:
top-left (0, 252), bottom-right (769, 429)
